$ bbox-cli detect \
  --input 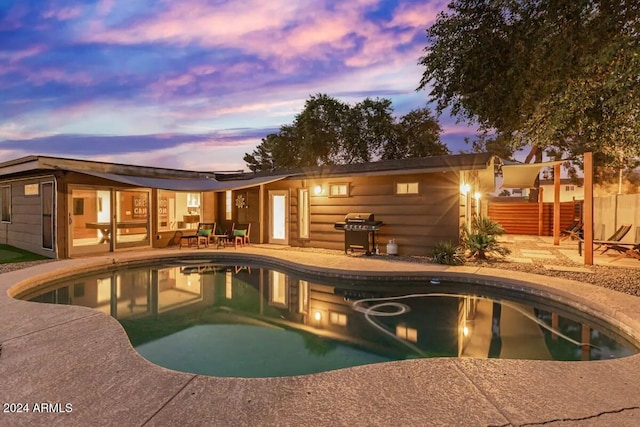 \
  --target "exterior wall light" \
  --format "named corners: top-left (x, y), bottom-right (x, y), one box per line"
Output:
top-left (313, 185), bottom-right (324, 196)
top-left (460, 183), bottom-right (471, 195)
top-left (474, 192), bottom-right (482, 200)
top-left (314, 311), bottom-right (322, 321)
